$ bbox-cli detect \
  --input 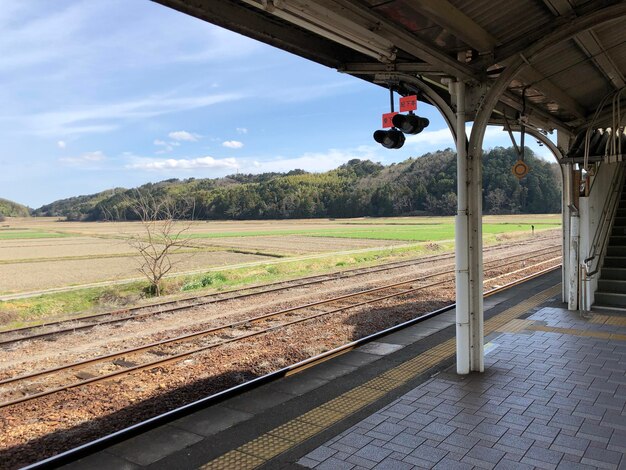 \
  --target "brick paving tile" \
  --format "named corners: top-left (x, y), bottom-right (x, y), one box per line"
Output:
top-left (306, 446), bottom-right (338, 463)
top-left (573, 402), bottom-right (607, 421)
top-left (408, 443), bottom-right (448, 463)
top-left (417, 421), bottom-right (456, 439)
top-left (502, 395), bottom-right (535, 410)
top-left (524, 403), bottom-right (559, 420)
top-left (337, 433), bottom-right (374, 449)
top-left (432, 457), bottom-right (474, 470)
top-left (548, 395), bottom-right (580, 410)
top-left (373, 456), bottom-right (414, 470)
top-left (499, 411), bottom-right (534, 430)
top-left (413, 396), bottom-right (445, 408)
top-left (354, 444), bottom-right (393, 463)
top-left (388, 432), bottom-right (425, 450)
top-left (382, 403), bottom-right (419, 419)
top-left (471, 422), bottom-right (509, 437)
top-left (402, 408), bottom-right (436, 424)
top-left (381, 441), bottom-right (413, 455)
top-left (442, 432), bottom-right (481, 449)
top-left (368, 422), bottom-right (406, 438)
top-left (315, 457), bottom-right (355, 470)
top-left (297, 456), bottom-right (320, 468)
top-left (465, 444), bottom-right (506, 464)
top-left (556, 461), bottom-right (598, 469)
top-left (525, 444), bottom-right (565, 464)
top-left (550, 434), bottom-right (590, 457)
top-left (601, 412), bottom-right (626, 431)
top-left (581, 445), bottom-right (623, 468)
top-left (607, 430), bottom-right (626, 453)
top-left (494, 433), bottom-right (534, 453)
top-left (495, 458), bottom-right (535, 469)
top-left (577, 420), bottom-right (614, 443)
top-left (346, 453), bottom-right (378, 469)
